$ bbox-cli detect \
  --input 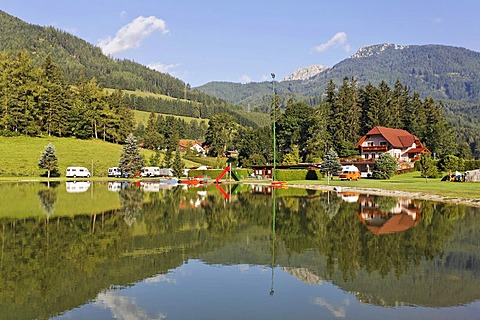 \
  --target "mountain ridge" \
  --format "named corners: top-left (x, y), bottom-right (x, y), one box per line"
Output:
top-left (196, 43), bottom-right (480, 106)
